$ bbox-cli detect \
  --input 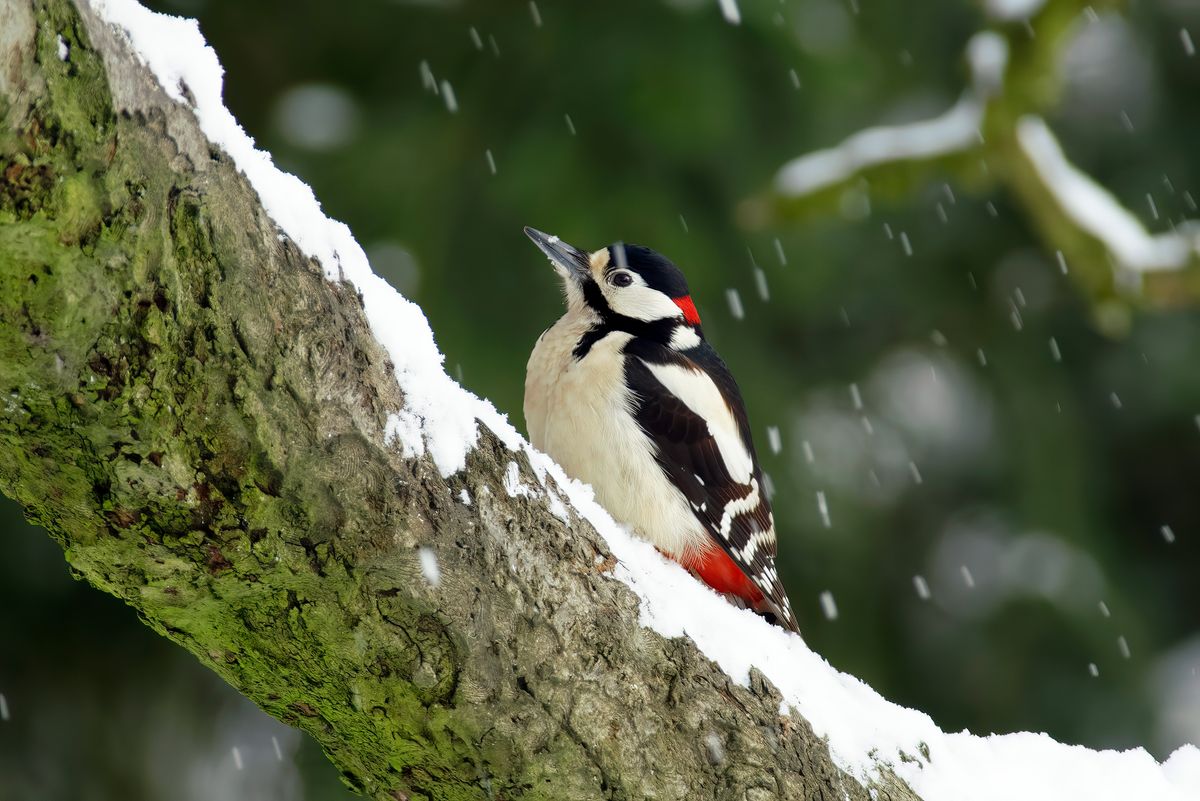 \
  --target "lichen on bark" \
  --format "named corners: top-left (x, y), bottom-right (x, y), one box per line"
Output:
top-left (0, 2), bottom-right (920, 799)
